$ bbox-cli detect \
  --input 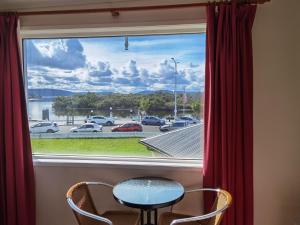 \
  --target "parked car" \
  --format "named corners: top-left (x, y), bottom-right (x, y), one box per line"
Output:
top-left (30, 121), bottom-right (59, 133)
top-left (177, 116), bottom-right (199, 124)
top-left (70, 123), bottom-right (102, 133)
top-left (111, 123), bottom-right (143, 132)
top-left (142, 116), bottom-right (165, 126)
top-left (85, 116), bottom-right (114, 126)
top-left (159, 121), bottom-right (189, 132)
